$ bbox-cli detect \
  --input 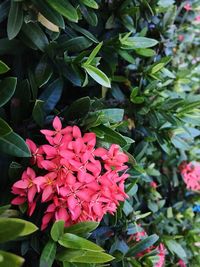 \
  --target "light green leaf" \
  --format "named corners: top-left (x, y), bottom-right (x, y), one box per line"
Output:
top-left (0, 60), bottom-right (10, 74)
top-left (57, 249), bottom-right (114, 263)
top-left (0, 77), bottom-right (17, 107)
top-left (58, 233), bottom-right (103, 252)
top-left (165, 240), bottom-right (187, 260)
top-left (83, 65), bottom-right (111, 88)
top-left (0, 250), bottom-right (24, 267)
top-left (85, 42), bottom-right (103, 65)
top-left (51, 220), bottom-right (65, 242)
top-left (64, 221), bottom-right (99, 235)
top-left (79, 0), bottom-right (99, 9)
